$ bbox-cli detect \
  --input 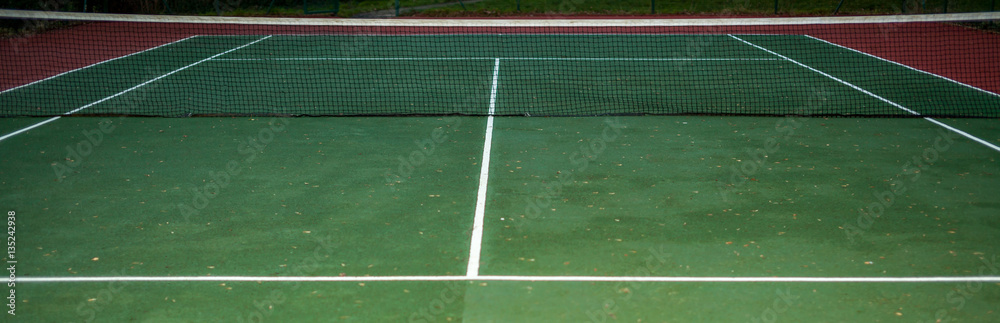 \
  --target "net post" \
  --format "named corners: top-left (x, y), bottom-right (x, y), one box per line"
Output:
top-left (651, 0), bottom-right (655, 14)
top-left (774, 0), bottom-right (778, 15)
top-left (517, 0), bottom-right (520, 11)
top-left (395, 0), bottom-right (400, 16)
top-left (943, 0), bottom-right (948, 13)
top-left (82, 0), bottom-right (86, 12)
